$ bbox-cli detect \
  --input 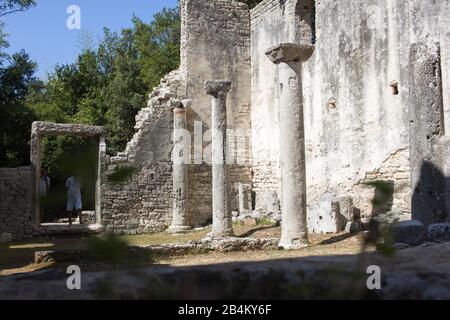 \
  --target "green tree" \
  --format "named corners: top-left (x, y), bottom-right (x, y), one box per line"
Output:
top-left (0, 51), bottom-right (37, 166)
top-left (103, 28), bottom-right (147, 154)
top-left (0, 0), bottom-right (37, 63)
top-left (0, 0), bottom-right (36, 17)
top-left (133, 7), bottom-right (180, 89)
top-left (27, 6), bottom-right (181, 155)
